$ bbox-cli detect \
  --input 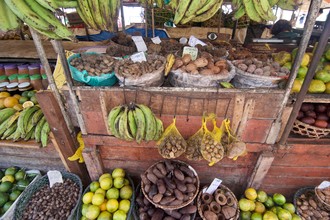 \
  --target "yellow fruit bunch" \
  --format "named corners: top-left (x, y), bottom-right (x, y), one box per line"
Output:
top-left (81, 168), bottom-right (133, 220)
